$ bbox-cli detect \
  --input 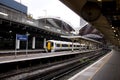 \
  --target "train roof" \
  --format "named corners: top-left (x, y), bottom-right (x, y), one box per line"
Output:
top-left (47, 40), bottom-right (80, 45)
